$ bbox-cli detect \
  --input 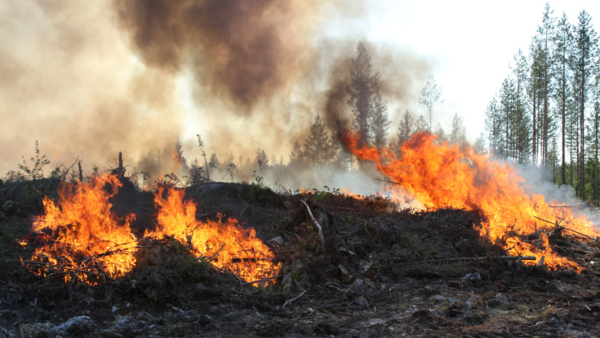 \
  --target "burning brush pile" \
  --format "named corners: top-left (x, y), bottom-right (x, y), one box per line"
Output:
top-left (14, 131), bottom-right (600, 288)
top-left (19, 173), bottom-right (281, 285)
top-left (343, 131), bottom-right (600, 272)
top-left (8, 132), bottom-right (600, 336)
